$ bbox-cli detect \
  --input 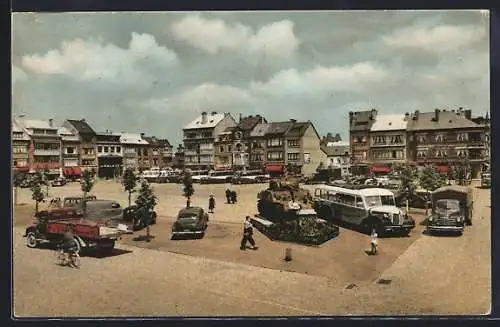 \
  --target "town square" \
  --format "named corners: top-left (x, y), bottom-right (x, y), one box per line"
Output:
top-left (12, 10), bottom-right (490, 317)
